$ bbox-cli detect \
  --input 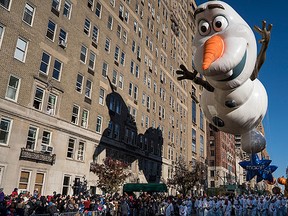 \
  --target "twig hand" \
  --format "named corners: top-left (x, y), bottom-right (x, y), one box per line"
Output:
top-left (254, 20), bottom-right (272, 45)
top-left (176, 64), bottom-right (197, 81)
